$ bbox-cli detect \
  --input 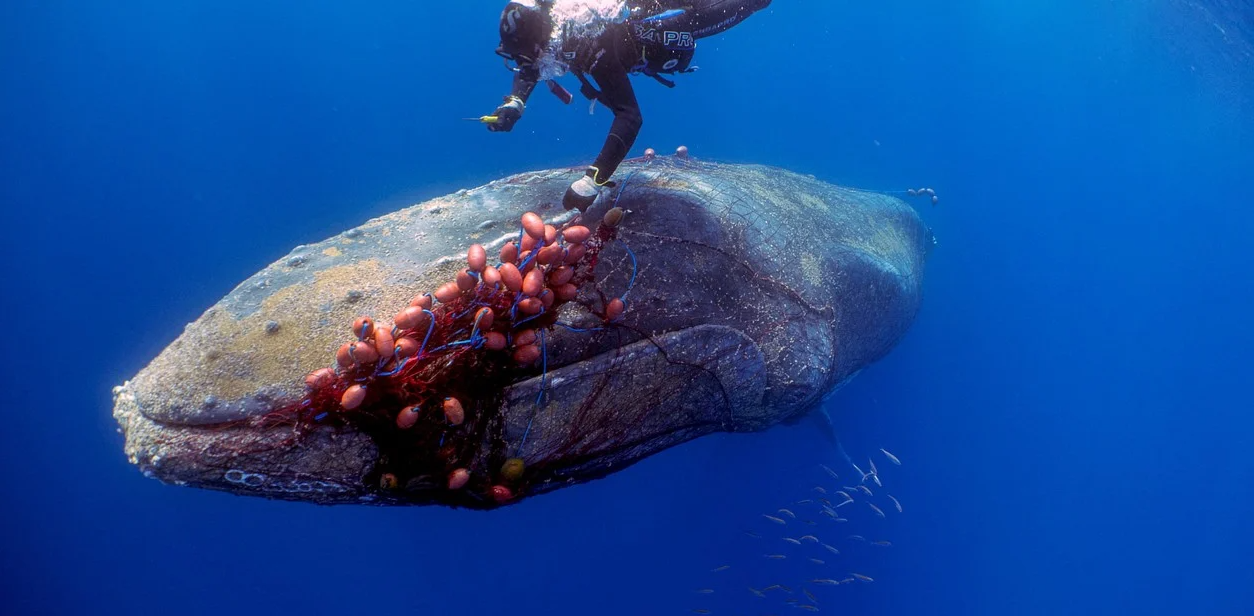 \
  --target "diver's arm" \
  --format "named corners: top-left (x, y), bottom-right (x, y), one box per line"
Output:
top-left (489, 69), bottom-right (539, 133)
top-left (510, 69), bottom-right (539, 102)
